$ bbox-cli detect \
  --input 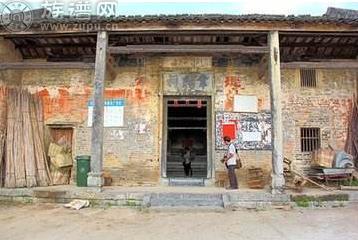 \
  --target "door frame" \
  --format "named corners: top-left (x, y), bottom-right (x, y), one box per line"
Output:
top-left (161, 96), bottom-right (212, 179)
